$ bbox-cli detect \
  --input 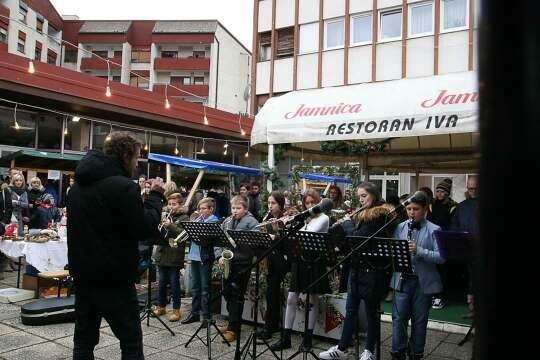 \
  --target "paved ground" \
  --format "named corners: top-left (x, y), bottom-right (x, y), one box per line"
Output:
top-left (0, 270), bottom-right (473, 360)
